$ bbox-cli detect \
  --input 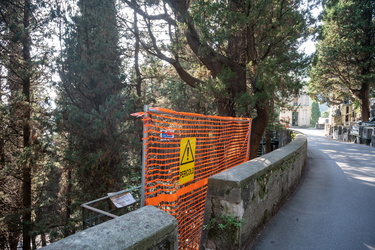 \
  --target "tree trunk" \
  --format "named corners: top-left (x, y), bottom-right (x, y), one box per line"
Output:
top-left (359, 1), bottom-right (372, 122)
top-left (7, 223), bottom-right (20, 250)
top-left (21, 0), bottom-right (32, 249)
top-left (63, 168), bottom-right (73, 237)
top-left (0, 80), bottom-right (4, 166)
top-left (217, 97), bottom-right (235, 117)
top-left (359, 82), bottom-right (370, 122)
top-left (265, 130), bottom-right (272, 154)
top-left (31, 236), bottom-right (36, 250)
top-left (41, 233), bottom-right (47, 247)
top-left (250, 104), bottom-right (270, 159)
top-left (134, 11), bottom-right (142, 98)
